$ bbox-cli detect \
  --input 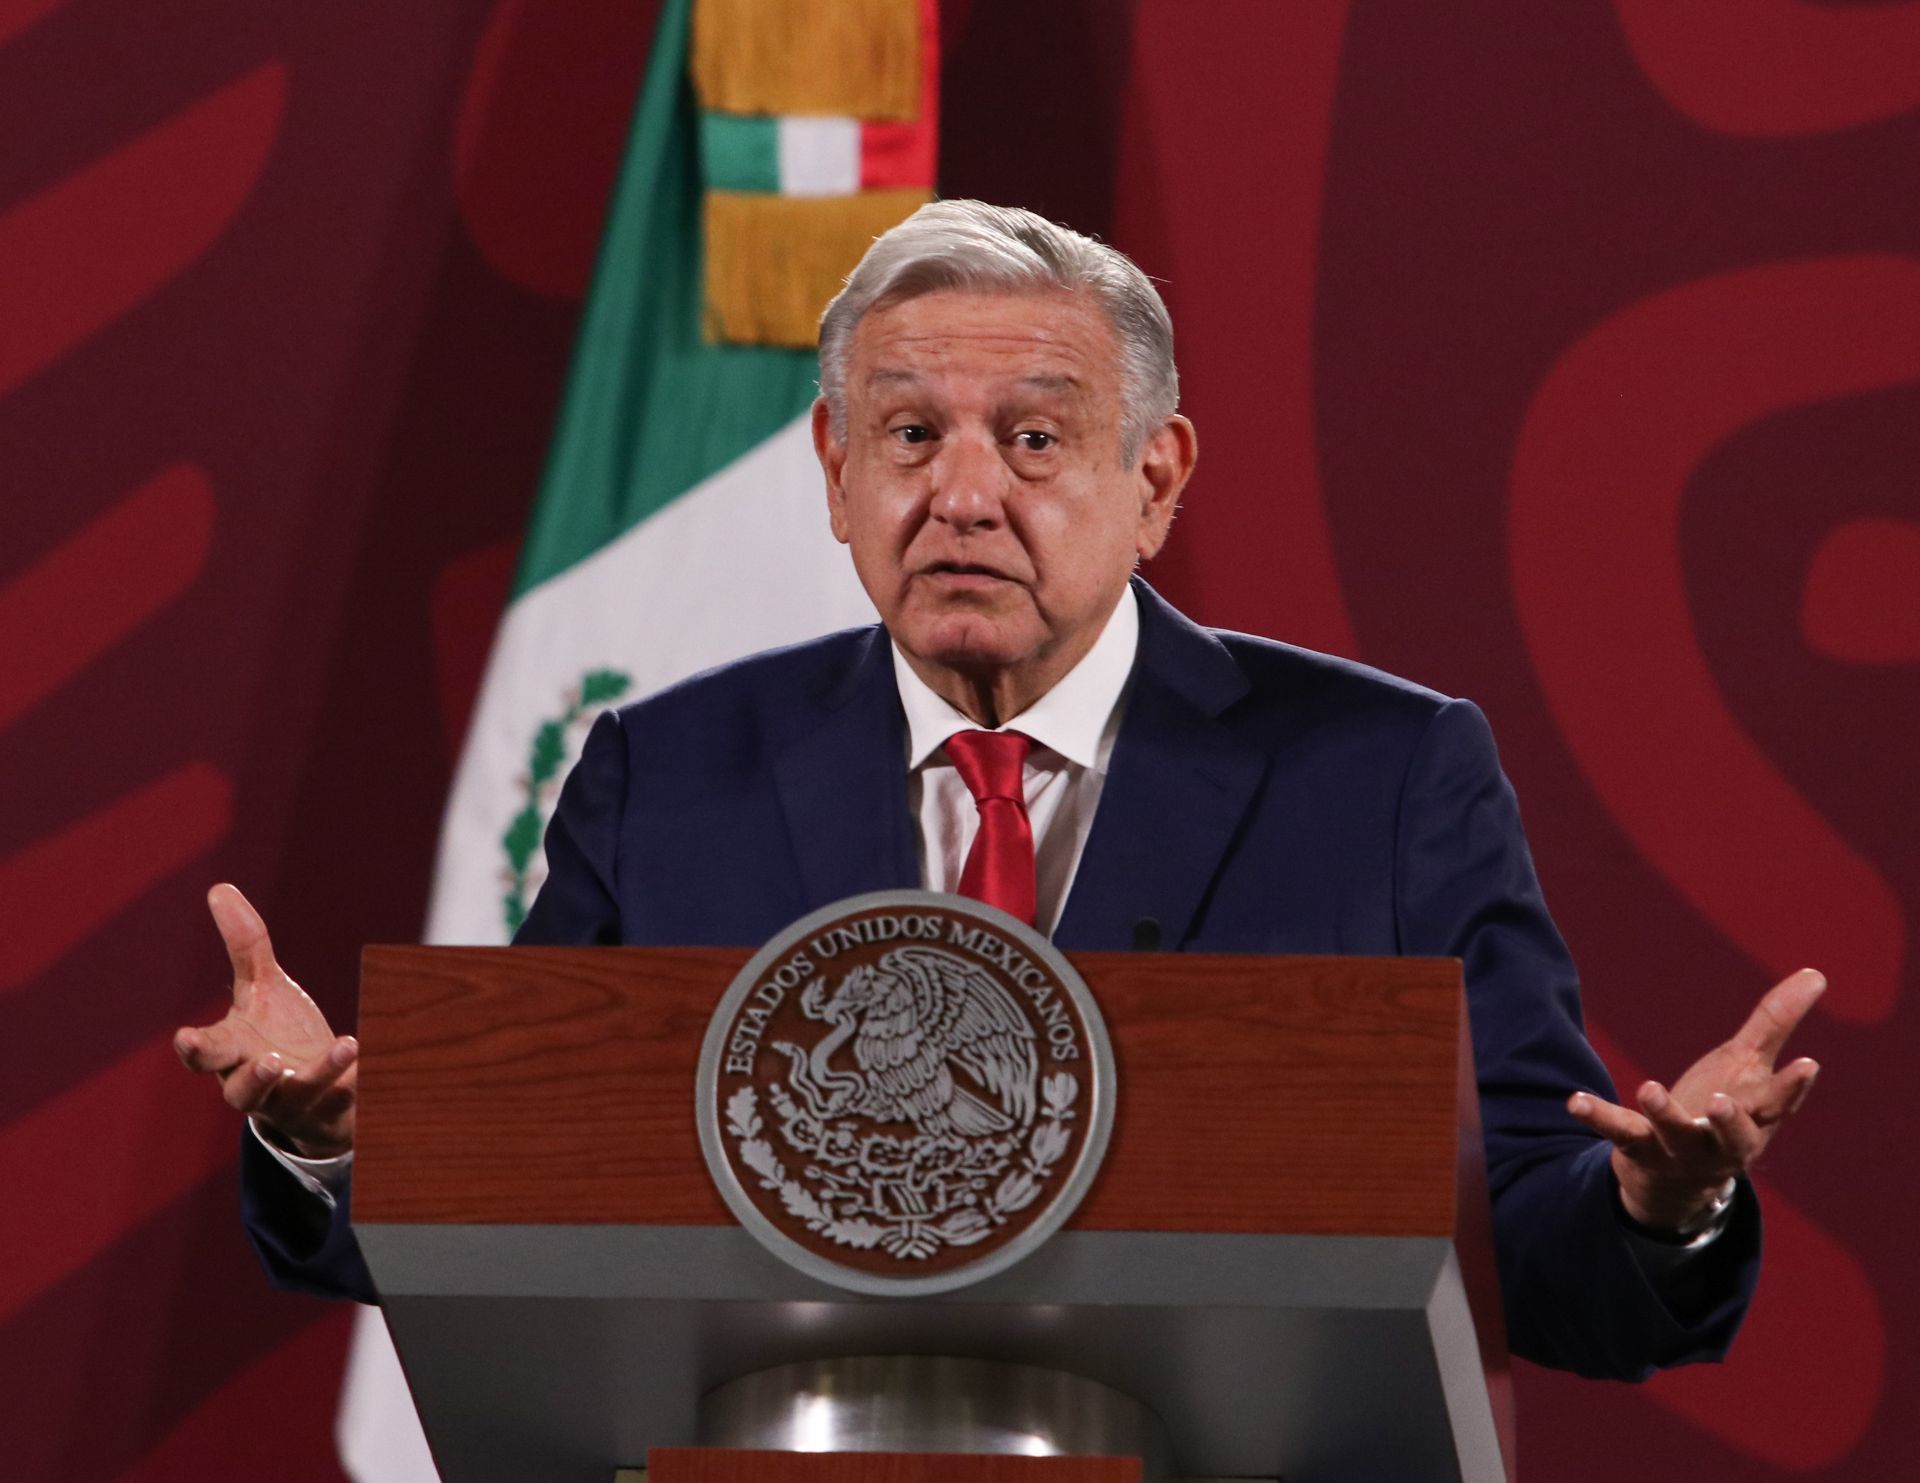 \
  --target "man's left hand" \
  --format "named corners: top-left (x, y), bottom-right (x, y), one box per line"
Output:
top-left (1568, 968), bottom-right (1824, 1233)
